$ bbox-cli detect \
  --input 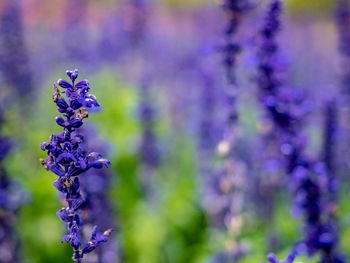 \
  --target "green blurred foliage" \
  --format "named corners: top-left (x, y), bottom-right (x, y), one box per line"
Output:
top-left (285, 0), bottom-right (339, 16)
